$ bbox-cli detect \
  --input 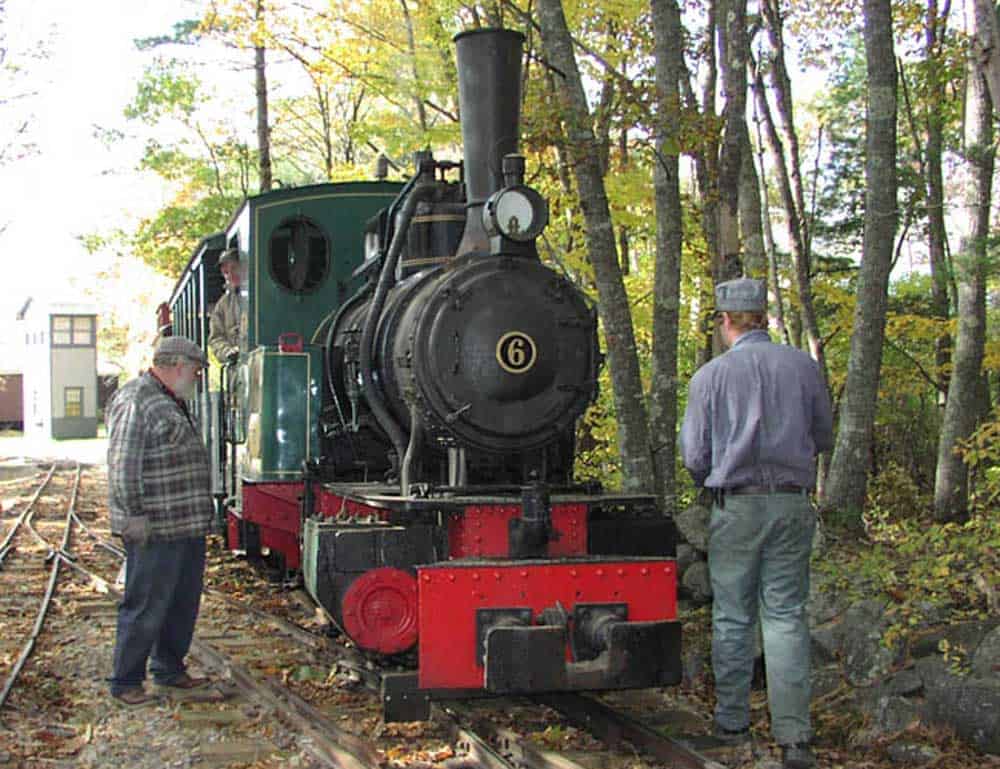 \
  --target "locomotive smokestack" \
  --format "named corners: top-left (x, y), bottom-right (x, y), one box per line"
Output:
top-left (453, 28), bottom-right (525, 256)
